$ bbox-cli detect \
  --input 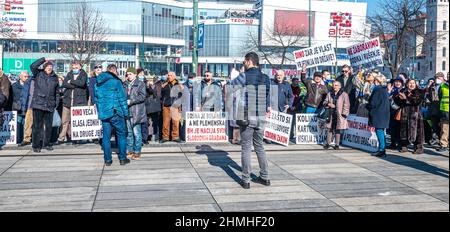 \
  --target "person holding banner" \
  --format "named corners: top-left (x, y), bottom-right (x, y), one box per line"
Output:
top-left (56, 62), bottom-right (88, 145)
top-left (95, 64), bottom-right (130, 166)
top-left (160, 71), bottom-right (183, 143)
top-left (124, 67), bottom-right (147, 161)
top-left (322, 81), bottom-right (350, 150)
top-left (301, 67), bottom-right (328, 114)
top-left (395, 79), bottom-right (425, 154)
top-left (367, 74), bottom-right (390, 157)
top-left (200, 71), bottom-right (222, 112)
top-left (230, 52), bottom-right (271, 189)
